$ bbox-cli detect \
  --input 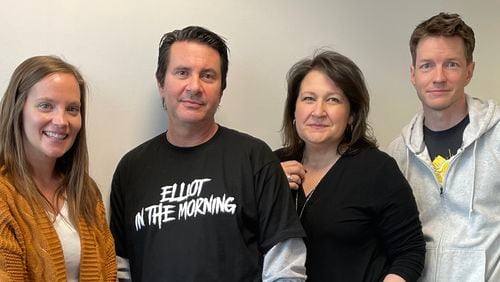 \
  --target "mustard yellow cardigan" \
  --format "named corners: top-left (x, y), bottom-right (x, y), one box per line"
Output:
top-left (0, 175), bottom-right (116, 281)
